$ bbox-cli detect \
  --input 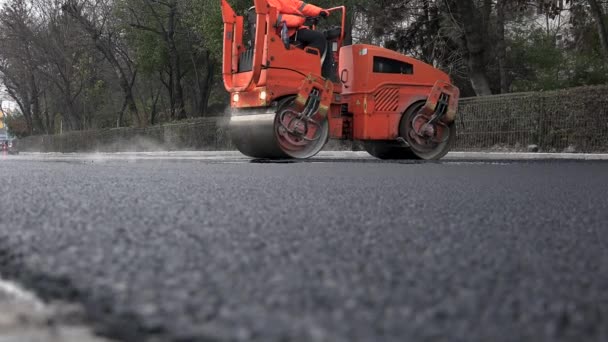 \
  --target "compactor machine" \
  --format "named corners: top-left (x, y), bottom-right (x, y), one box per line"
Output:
top-left (222, 0), bottom-right (460, 159)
